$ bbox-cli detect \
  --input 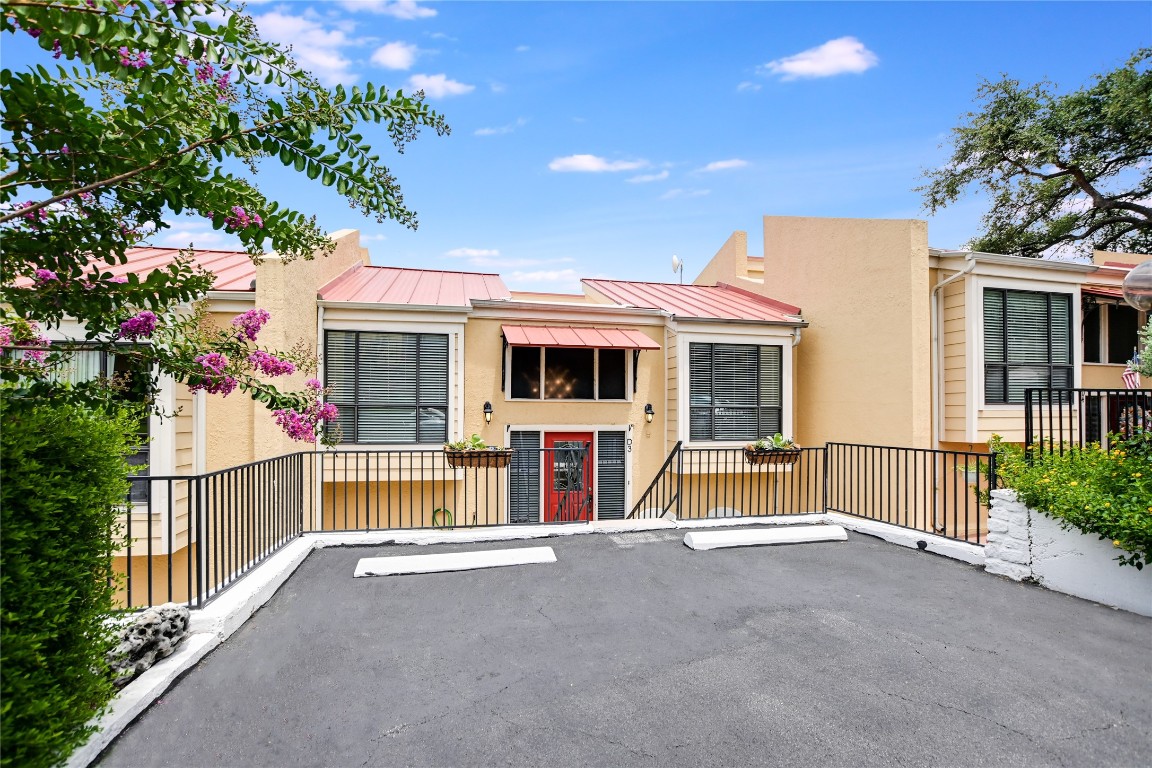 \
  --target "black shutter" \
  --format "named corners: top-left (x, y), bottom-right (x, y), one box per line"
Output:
top-left (596, 431), bottom-right (627, 520)
top-left (509, 431), bottom-right (540, 524)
